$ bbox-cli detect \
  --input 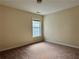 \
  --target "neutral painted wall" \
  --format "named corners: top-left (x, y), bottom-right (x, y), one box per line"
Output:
top-left (0, 5), bottom-right (43, 51)
top-left (44, 6), bottom-right (79, 47)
